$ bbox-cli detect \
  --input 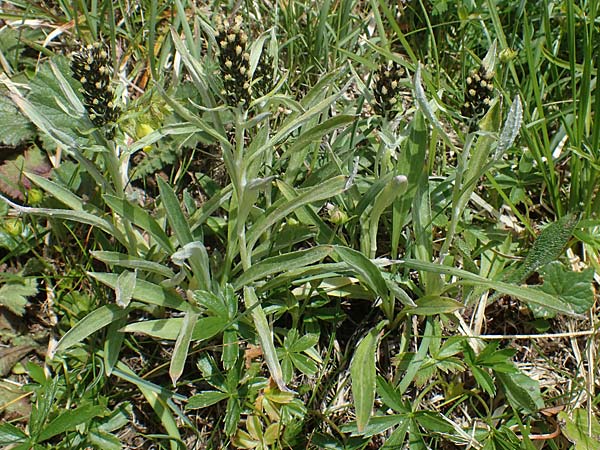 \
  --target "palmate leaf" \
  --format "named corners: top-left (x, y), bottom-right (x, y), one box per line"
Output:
top-left (530, 261), bottom-right (595, 318)
top-left (0, 278), bottom-right (38, 316)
